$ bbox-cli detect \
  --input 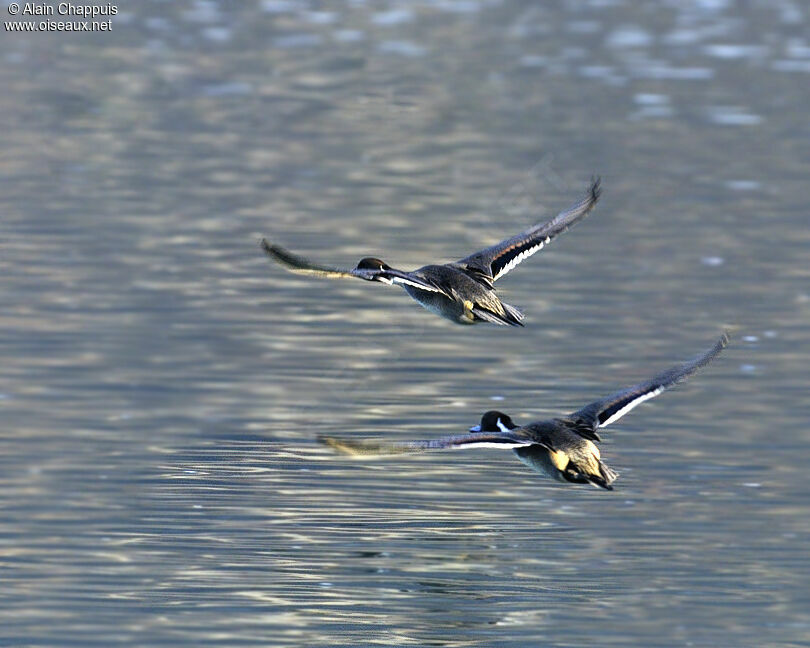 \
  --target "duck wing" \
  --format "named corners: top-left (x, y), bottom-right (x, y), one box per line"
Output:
top-left (455, 177), bottom-right (601, 284)
top-left (569, 332), bottom-right (729, 439)
top-left (261, 239), bottom-right (442, 293)
top-left (319, 430), bottom-right (535, 456)
top-left (261, 239), bottom-right (372, 280)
